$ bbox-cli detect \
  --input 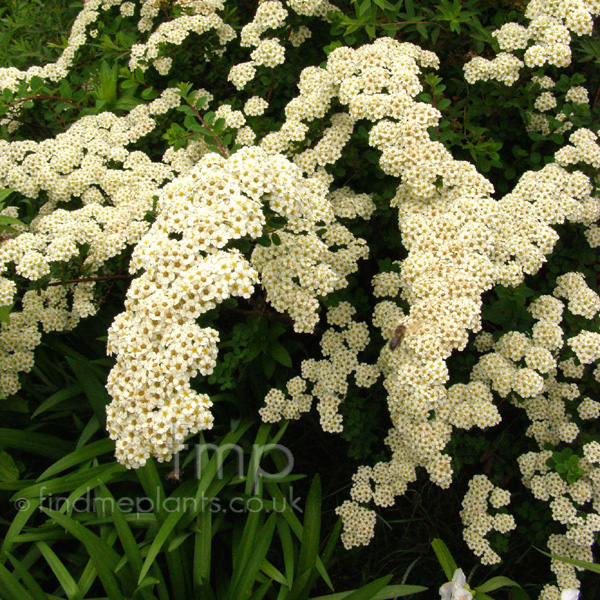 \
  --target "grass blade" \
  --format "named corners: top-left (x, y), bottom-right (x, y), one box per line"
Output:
top-left (32, 384), bottom-right (83, 418)
top-left (277, 517), bottom-right (295, 588)
top-left (309, 582), bottom-right (426, 600)
top-left (38, 438), bottom-right (114, 480)
top-left (40, 509), bottom-right (125, 600)
top-left (37, 541), bottom-right (84, 600)
top-left (5, 552), bottom-right (46, 600)
top-left (194, 507), bottom-right (212, 594)
top-left (0, 429), bottom-right (71, 459)
top-left (476, 576), bottom-right (522, 593)
top-left (229, 513), bottom-right (277, 600)
top-left (66, 357), bottom-right (110, 428)
top-left (431, 539), bottom-right (458, 581)
top-left (0, 561), bottom-right (35, 600)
